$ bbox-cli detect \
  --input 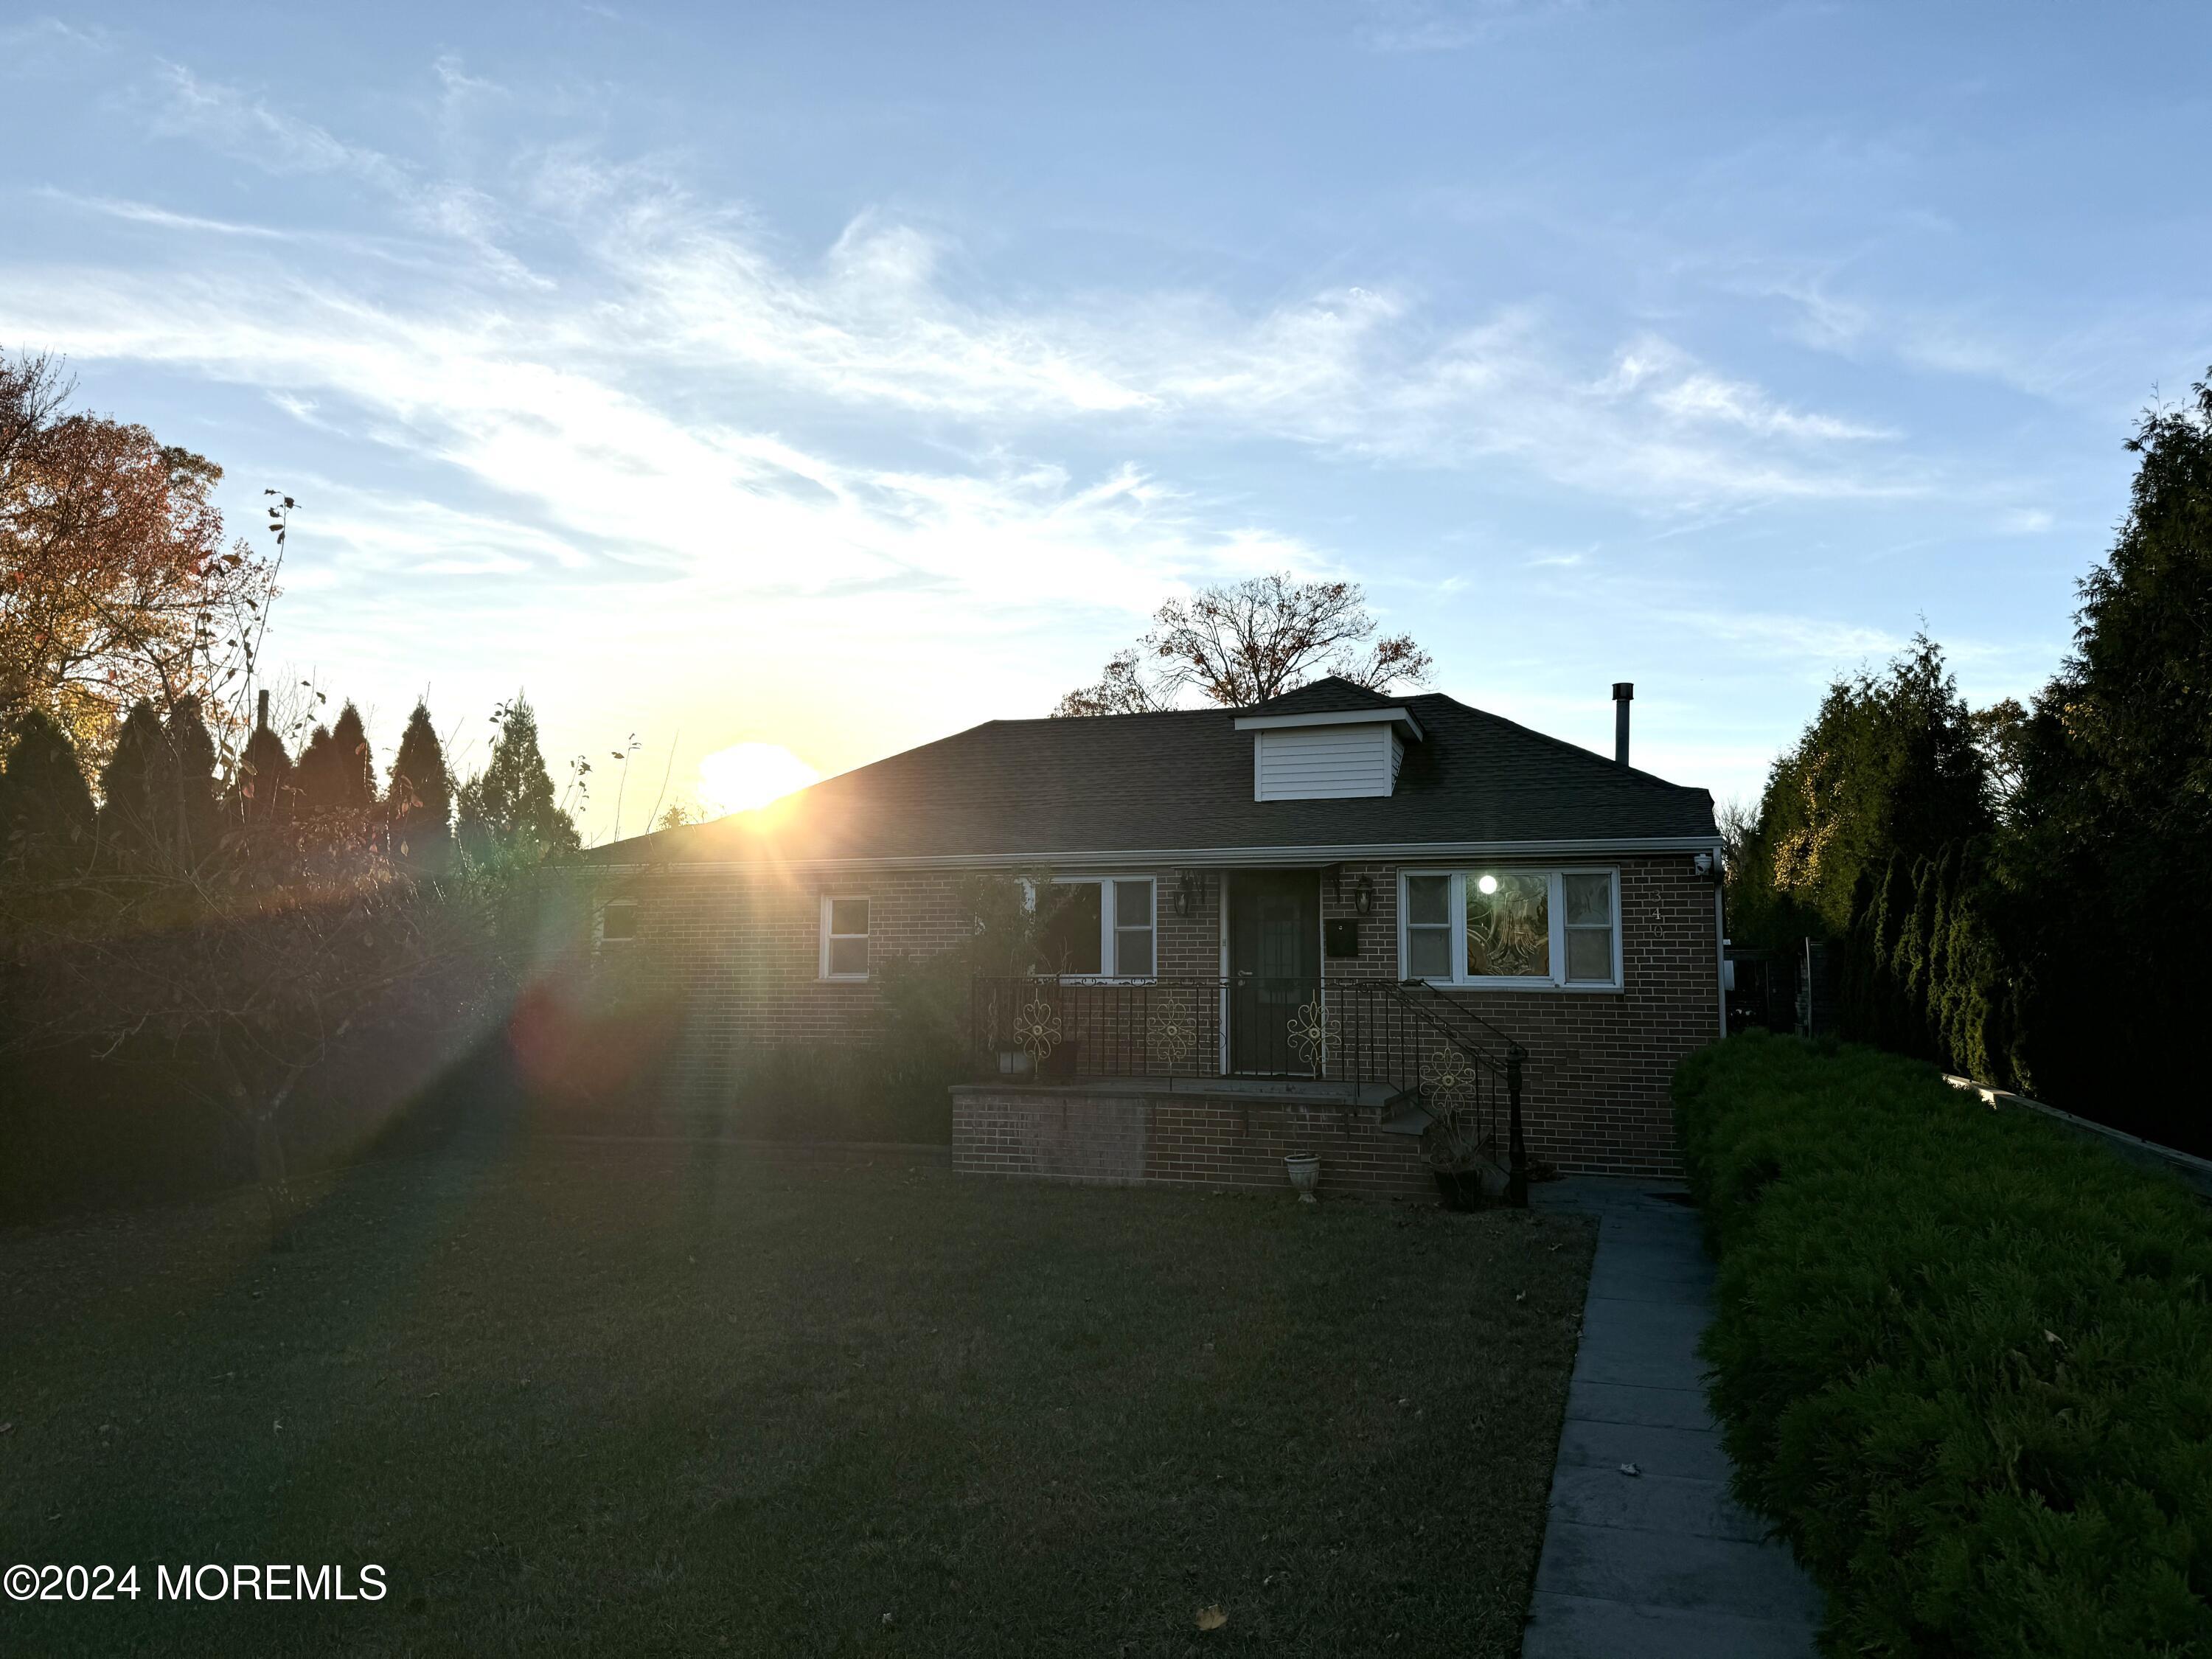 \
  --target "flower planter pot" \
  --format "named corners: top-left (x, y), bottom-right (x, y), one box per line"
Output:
top-left (1283, 1153), bottom-right (1321, 1203)
top-left (995, 1050), bottom-right (1033, 1078)
top-left (1432, 1168), bottom-right (1485, 1211)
